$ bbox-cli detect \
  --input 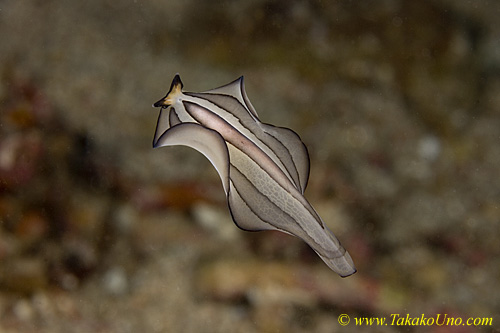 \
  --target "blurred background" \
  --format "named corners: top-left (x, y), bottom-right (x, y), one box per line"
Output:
top-left (1, 0), bottom-right (499, 332)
